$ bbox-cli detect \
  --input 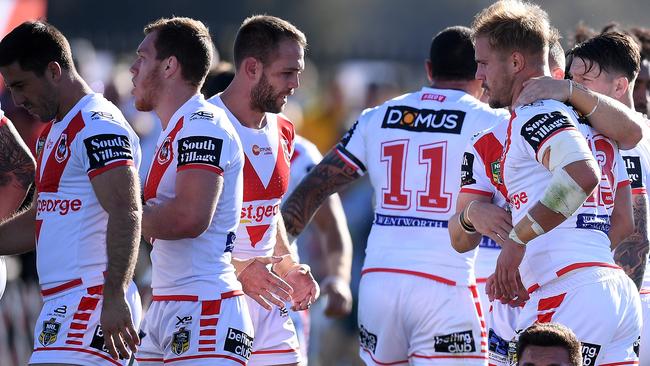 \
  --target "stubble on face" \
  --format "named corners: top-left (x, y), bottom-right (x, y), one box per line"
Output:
top-left (250, 72), bottom-right (283, 114)
top-left (134, 65), bottom-right (163, 112)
